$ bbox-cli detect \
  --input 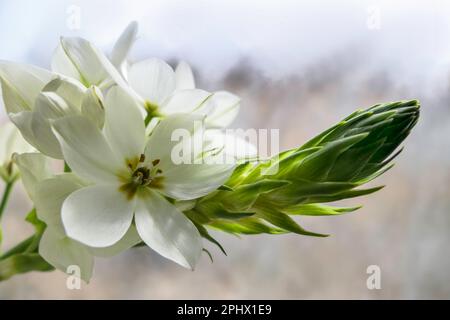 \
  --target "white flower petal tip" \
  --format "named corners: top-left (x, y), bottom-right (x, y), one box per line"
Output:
top-left (135, 190), bottom-right (202, 269)
top-left (161, 89), bottom-right (212, 115)
top-left (52, 37), bottom-right (124, 90)
top-left (204, 129), bottom-right (258, 161)
top-left (39, 228), bottom-right (94, 283)
top-left (0, 61), bottom-right (54, 113)
top-left (206, 91), bottom-right (241, 128)
top-left (175, 61), bottom-right (195, 90)
top-left (111, 21), bottom-right (139, 75)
